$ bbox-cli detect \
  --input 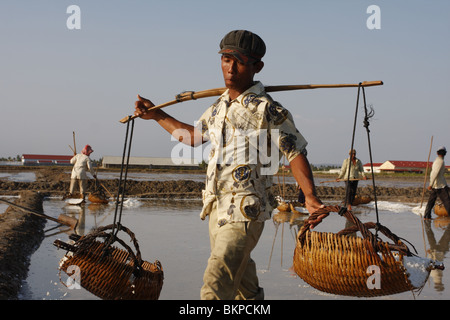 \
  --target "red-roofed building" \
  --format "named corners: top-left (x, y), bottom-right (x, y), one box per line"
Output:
top-left (21, 154), bottom-right (73, 166)
top-left (378, 160), bottom-right (449, 173)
